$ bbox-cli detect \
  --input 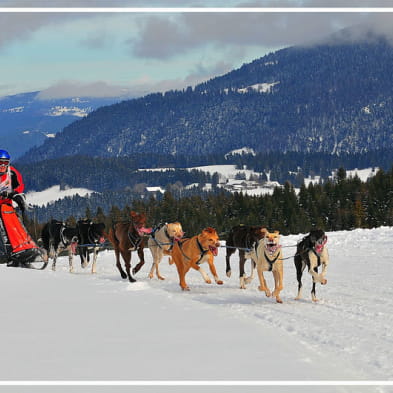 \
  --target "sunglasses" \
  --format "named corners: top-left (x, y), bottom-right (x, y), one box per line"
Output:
top-left (0, 161), bottom-right (9, 165)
